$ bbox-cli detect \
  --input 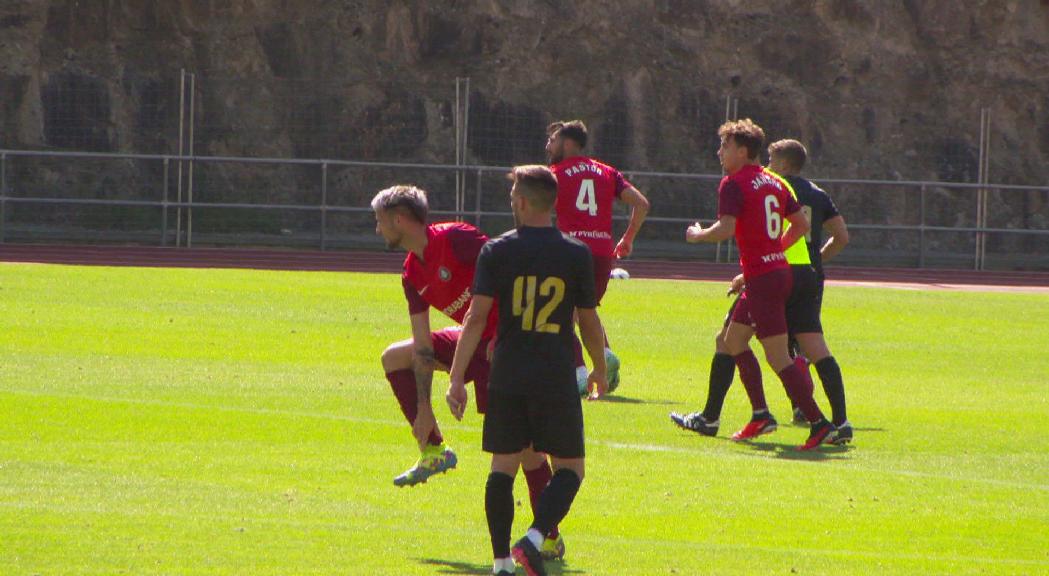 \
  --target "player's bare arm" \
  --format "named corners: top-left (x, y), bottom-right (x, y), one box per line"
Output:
top-left (577, 307), bottom-right (608, 399)
top-left (446, 294), bottom-right (494, 421)
top-left (780, 210), bottom-right (810, 251)
top-left (409, 311), bottom-right (437, 450)
top-left (821, 215), bottom-right (849, 261)
top-left (614, 186), bottom-right (651, 258)
top-left (686, 215), bottom-right (736, 244)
